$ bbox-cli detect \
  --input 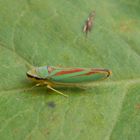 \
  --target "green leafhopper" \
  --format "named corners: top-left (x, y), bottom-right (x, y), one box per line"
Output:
top-left (27, 66), bottom-right (111, 97)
